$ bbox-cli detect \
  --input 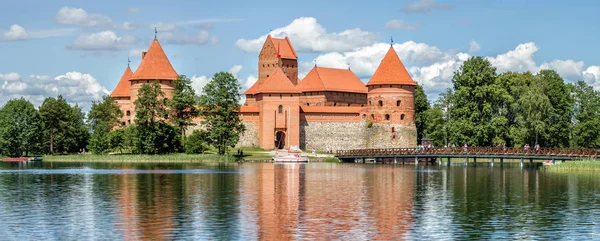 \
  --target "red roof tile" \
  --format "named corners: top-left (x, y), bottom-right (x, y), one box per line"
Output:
top-left (301, 106), bottom-right (364, 113)
top-left (110, 66), bottom-right (133, 97)
top-left (255, 68), bottom-right (300, 94)
top-left (243, 80), bottom-right (260, 95)
top-left (298, 67), bottom-right (367, 93)
top-left (366, 47), bottom-right (416, 86)
top-left (130, 39), bottom-right (178, 81)
top-left (269, 35), bottom-right (297, 59)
